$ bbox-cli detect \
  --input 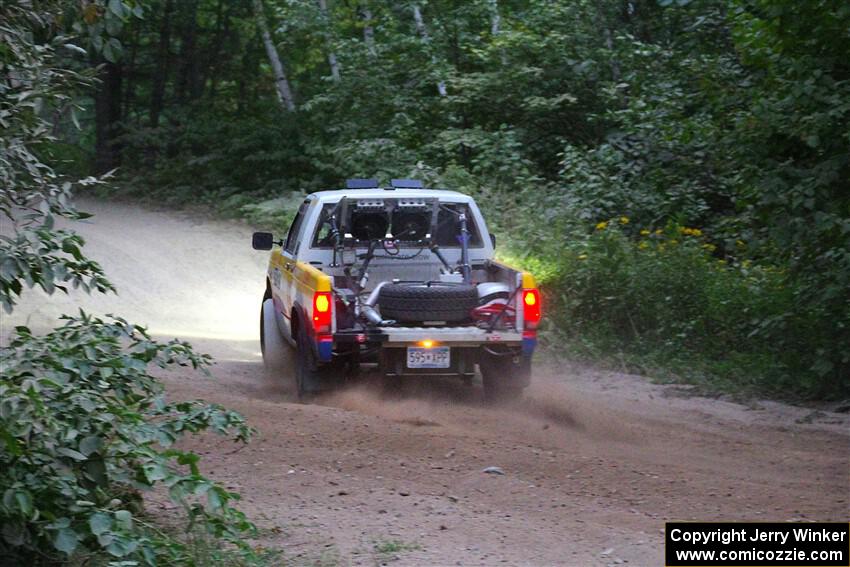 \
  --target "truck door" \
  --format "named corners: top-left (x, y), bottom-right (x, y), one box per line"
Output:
top-left (274, 201), bottom-right (309, 335)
